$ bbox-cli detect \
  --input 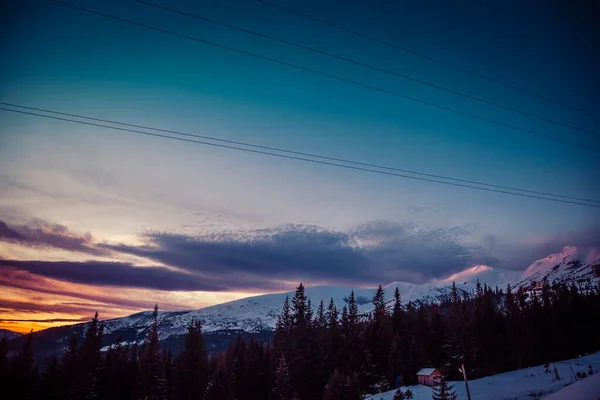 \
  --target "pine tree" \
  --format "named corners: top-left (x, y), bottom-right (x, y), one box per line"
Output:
top-left (323, 370), bottom-right (361, 400)
top-left (340, 306), bottom-right (350, 335)
top-left (431, 375), bottom-right (457, 400)
top-left (59, 333), bottom-right (80, 399)
top-left (228, 334), bottom-right (247, 400)
top-left (393, 387), bottom-right (406, 400)
top-left (323, 369), bottom-right (345, 400)
top-left (392, 286), bottom-right (404, 335)
top-left (273, 355), bottom-right (291, 400)
top-left (39, 355), bottom-right (61, 400)
top-left (276, 296), bottom-right (292, 332)
top-left (326, 298), bottom-right (339, 330)
top-left (405, 388), bottom-right (414, 399)
top-left (306, 299), bottom-right (314, 330)
top-left (81, 312), bottom-right (103, 399)
top-left (204, 357), bottom-right (233, 400)
top-left (274, 295), bottom-right (292, 358)
top-left (244, 338), bottom-right (270, 400)
top-left (292, 283), bottom-right (308, 329)
top-left (11, 330), bottom-right (37, 400)
top-left (173, 320), bottom-right (208, 400)
top-left (348, 291), bottom-right (359, 326)
top-left (136, 304), bottom-right (165, 400)
top-left (315, 299), bottom-right (327, 329)
top-left (373, 285), bottom-right (387, 319)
